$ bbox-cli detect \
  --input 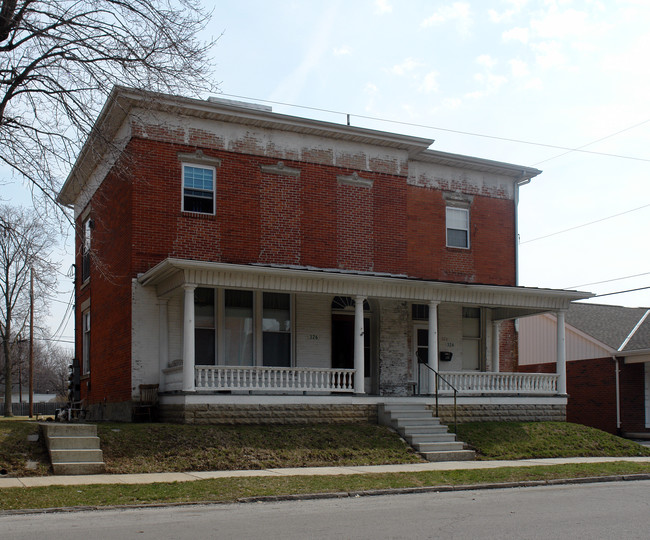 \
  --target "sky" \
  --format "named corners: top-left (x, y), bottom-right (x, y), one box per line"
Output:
top-left (4, 0), bottom-right (650, 345)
